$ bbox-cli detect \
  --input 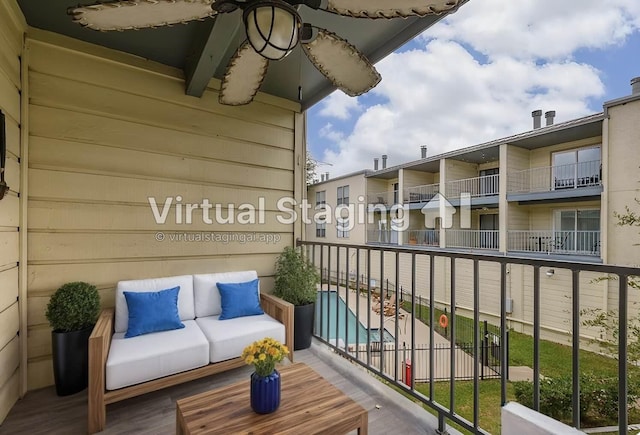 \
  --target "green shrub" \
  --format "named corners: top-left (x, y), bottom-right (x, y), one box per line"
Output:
top-left (45, 282), bottom-right (100, 332)
top-left (274, 247), bottom-right (319, 306)
top-left (514, 373), bottom-right (640, 426)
